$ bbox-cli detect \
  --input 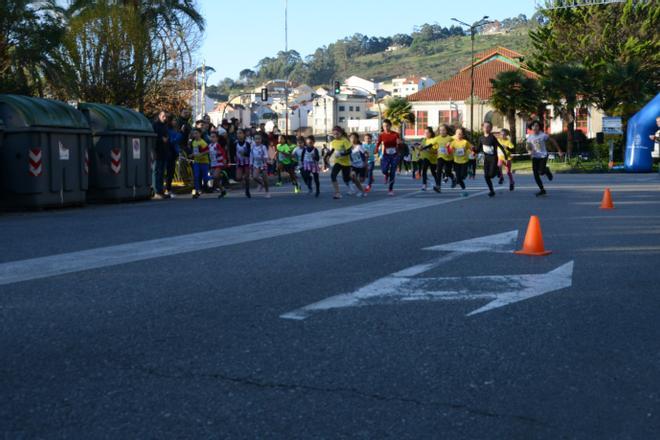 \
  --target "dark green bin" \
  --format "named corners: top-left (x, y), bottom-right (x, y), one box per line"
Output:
top-left (78, 103), bottom-right (155, 202)
top-left (0, 95), bottom-right (91, 209)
